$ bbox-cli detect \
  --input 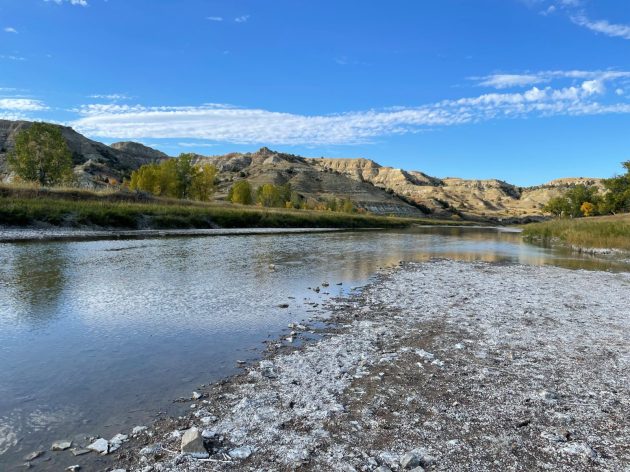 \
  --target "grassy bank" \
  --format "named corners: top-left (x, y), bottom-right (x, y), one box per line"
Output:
top-left (522, 214), bottom-right (630, 251)
top-left (0, 185), bottom-right (458, 230)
